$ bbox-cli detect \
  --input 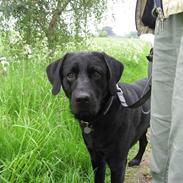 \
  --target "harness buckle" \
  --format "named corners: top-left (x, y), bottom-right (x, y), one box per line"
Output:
top-left (116, 84), bottom-right (128, 107)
